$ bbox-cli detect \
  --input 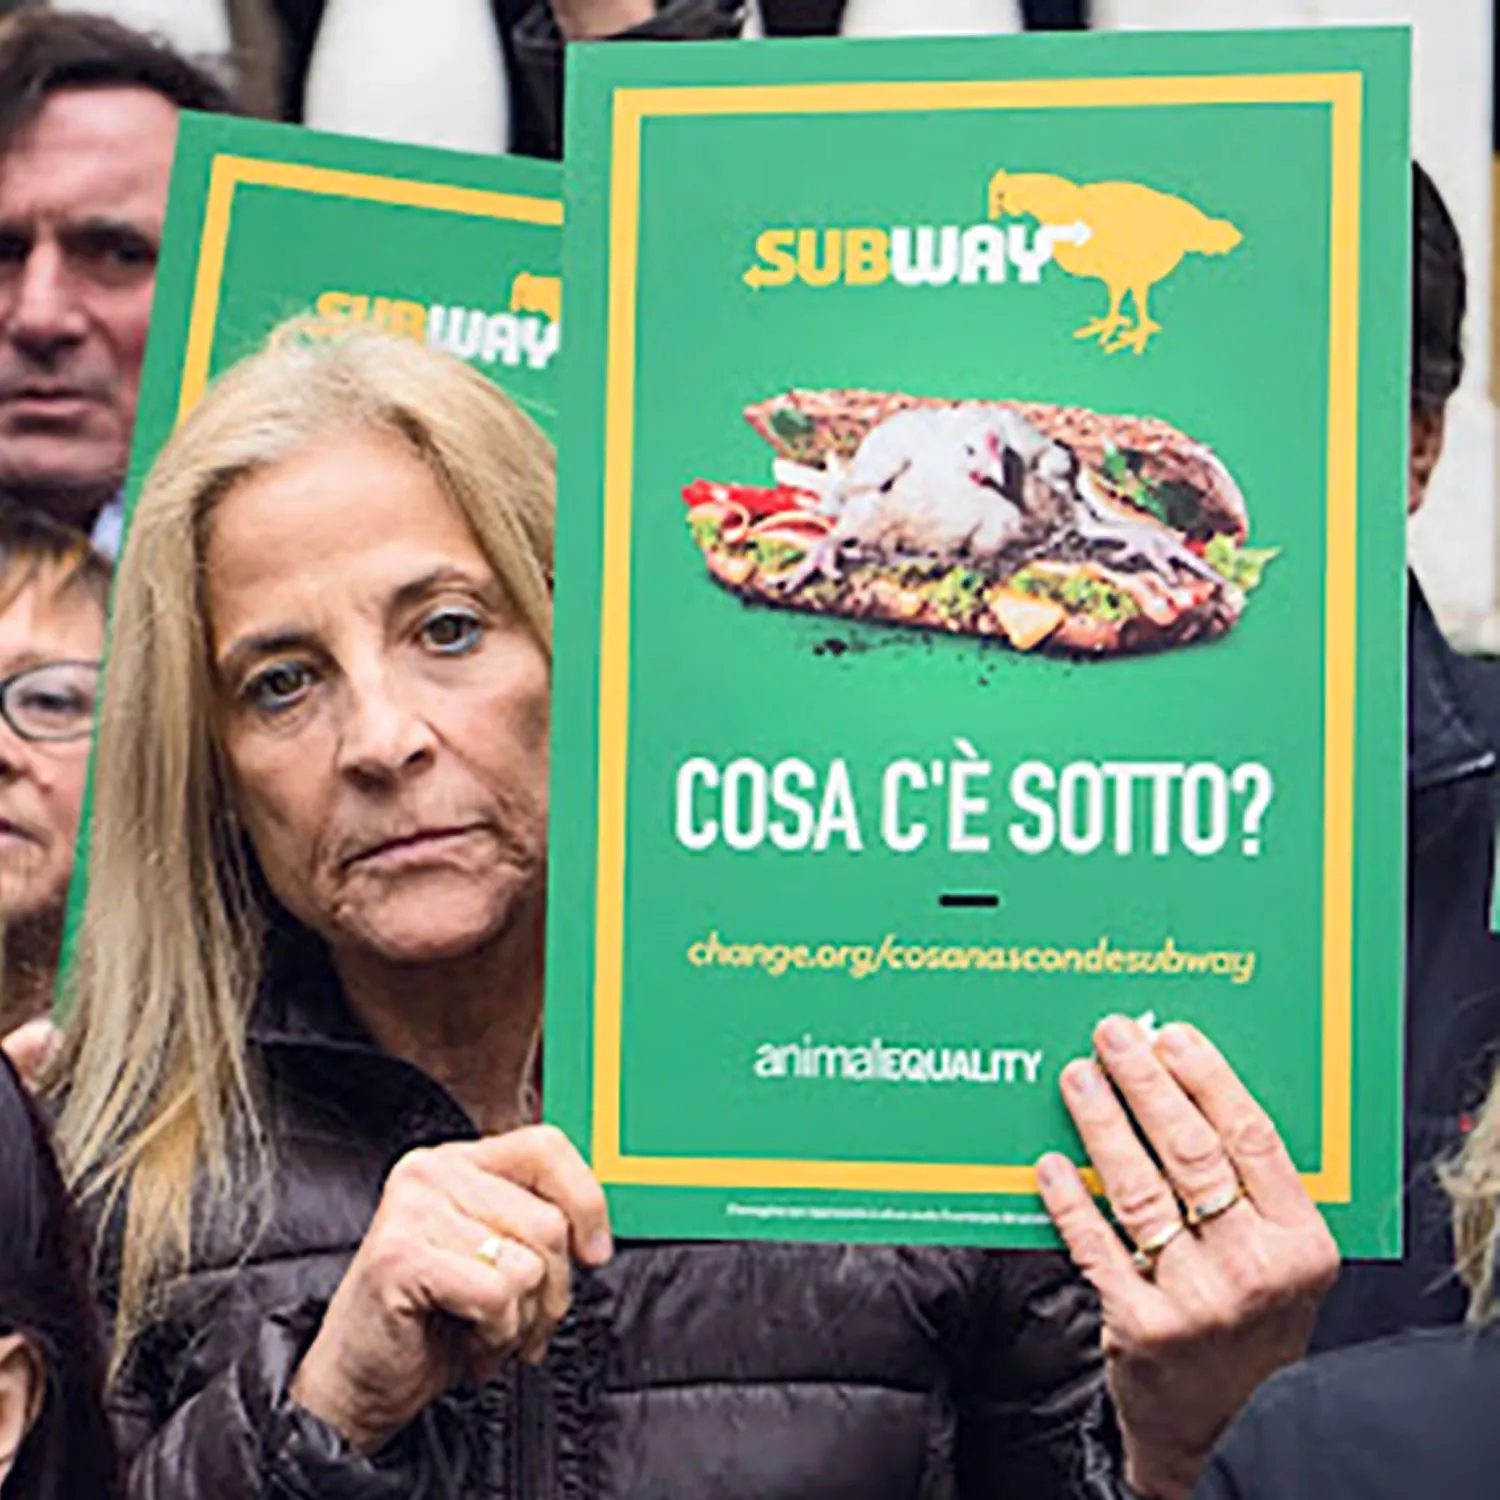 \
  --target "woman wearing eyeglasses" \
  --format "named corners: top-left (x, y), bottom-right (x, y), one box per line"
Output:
top-left (0, 513), bottom-right (108, 1040)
